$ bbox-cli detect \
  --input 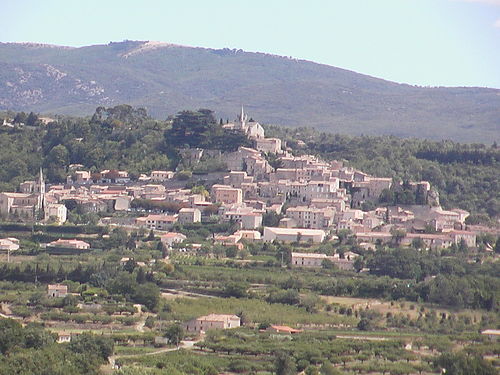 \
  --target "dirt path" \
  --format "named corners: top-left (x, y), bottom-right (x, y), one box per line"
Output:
top-left (108, 339), bottom-right (201, 369)
top-left (0, 303), bottom-right (22, 320)
top-left (1, 303), bottom-right (13, 315)
top-left (0, 311), bottom-right (21, 320)
top-left (336, 335), bottom-right (387, 341)
top-left (134, 314), bottom-right (147, 333)
top-left (161, 288), bottom-right (216, 299)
